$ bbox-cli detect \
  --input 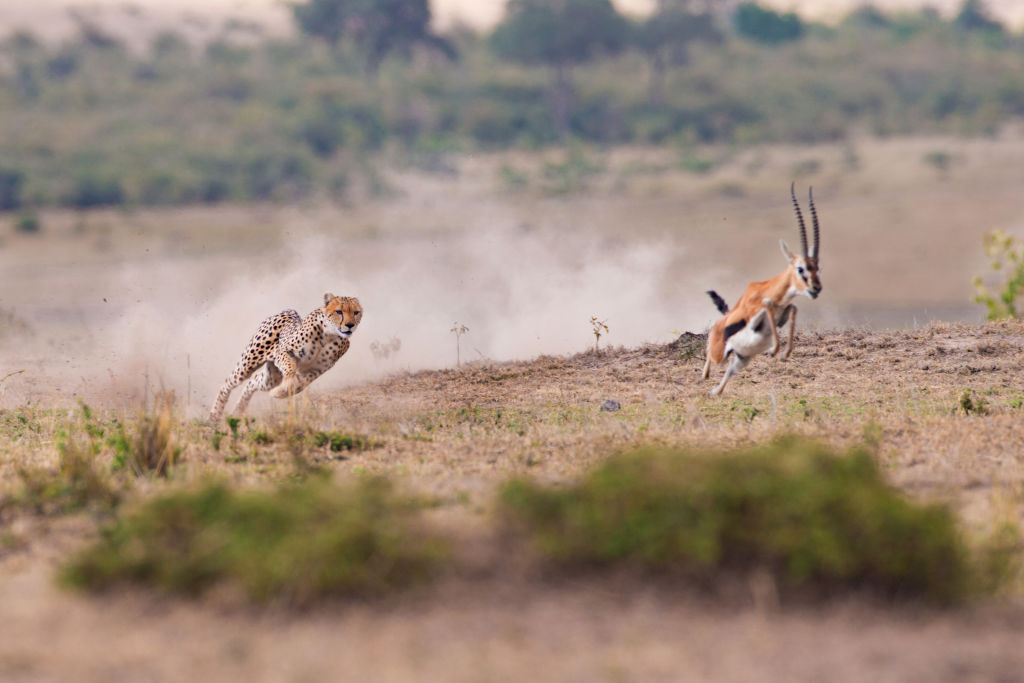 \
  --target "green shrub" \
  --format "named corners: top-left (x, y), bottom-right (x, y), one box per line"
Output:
top-left (61, 477), bottom-right (449, 605)
top-left (499, 437), bottom-right (1011, 602)
top-left (66, 172), bottom-right (126, 209)
top-left (973, 229), bottom-right (1024, 319)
